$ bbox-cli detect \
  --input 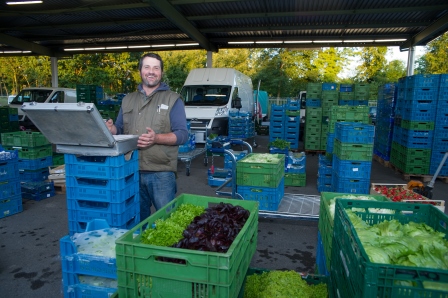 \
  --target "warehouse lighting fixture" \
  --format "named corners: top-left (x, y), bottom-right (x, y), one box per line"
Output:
top-left (284, 41), bottom-right (312, 43)
top-left (6, 1), bottom-right (42, 4)
top-left (2, 51), bottom-right (23, 53)
top-left (313, 40), bottom-right (342, 43)
top-left (344, 40), bottom-right (374, 43)
top-left (375, 39), bottom-right (406, 42)
top-left (84, 47), bottom-right (105, 50)
top-left (176, 43), bottom-right (199, 47)
top-left (128, 45), bottom-right (151, 49)
top-left (106, 46), bottom-right (127, 50)
top-left (255, 41), bottom-right (282, 44)
top-left (228, 41), bottom-right (254, 44)
top-left (151, 44), bottom-right (175, 48)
